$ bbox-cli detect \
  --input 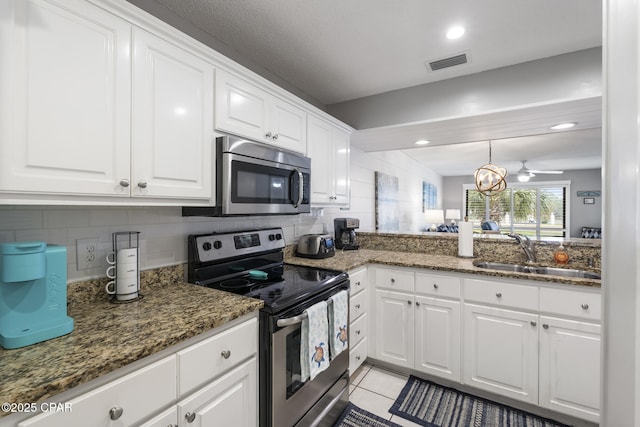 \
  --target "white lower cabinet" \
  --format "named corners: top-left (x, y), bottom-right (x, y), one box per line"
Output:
top-left (539, 317), bottom-right (601, 422)
top-left (415, 295), bottom-right (460, 382)
top-left (177, 358), bottom-right (257, 427)
top-left (463, 303), bottom-right (539, 405)
top-left (370, 265), bottom-right (601, 423)
top-left (348, 267), bottom-right (369, 373)
top-left (375, 289), bottom-right (415, 368)
top-left (17, 316), bottom-right (258, 427)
